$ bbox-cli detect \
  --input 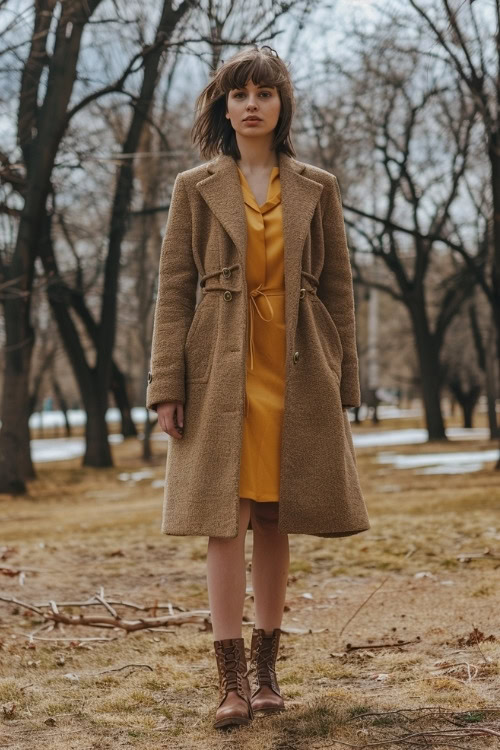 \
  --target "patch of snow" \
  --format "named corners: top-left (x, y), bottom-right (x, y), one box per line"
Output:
top-left (377, 449), bottom-right (499, 472)
top-left (117, 470), bottom-right (155, 483)
top-left (353, 427), bottom-right (490, 448)
top-left (32, 434), bottom-right (123, 463)
top-left (31, 437), bottom-right (85, 462)
top-left (417, 462), bottom-right (484, 474)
